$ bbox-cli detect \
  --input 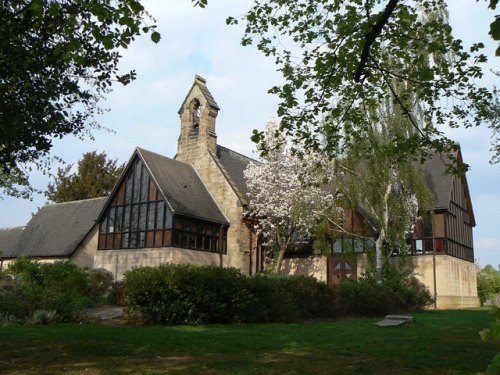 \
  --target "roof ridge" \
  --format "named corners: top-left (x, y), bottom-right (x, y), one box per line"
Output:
top-left (0, 226), bottom-right (24, 231)
top-left (137, 147), bottom-right (195, 168)
top-left (46, 196), bottom-right (108, 207)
